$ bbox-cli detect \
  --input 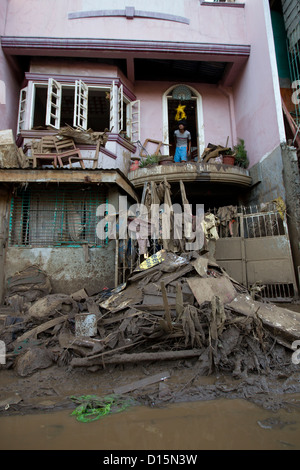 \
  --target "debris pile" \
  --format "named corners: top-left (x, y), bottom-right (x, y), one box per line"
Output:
top-left (201, 144), bottom-right (230, 163)
top-left (1, 253), bottom-right (300, 379)
top-left (57, 124), bottom-right (109, 147)
top-left (0, 129), bottom-right (28, 168)
top-left (0, 126), bottom-right (109, 170)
